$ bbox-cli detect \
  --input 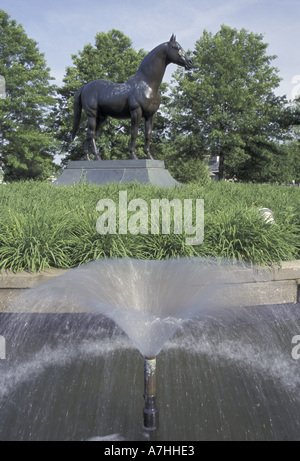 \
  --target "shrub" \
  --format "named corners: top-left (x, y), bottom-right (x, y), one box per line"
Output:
top-left (0, 180), bottom-right (298, 271)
